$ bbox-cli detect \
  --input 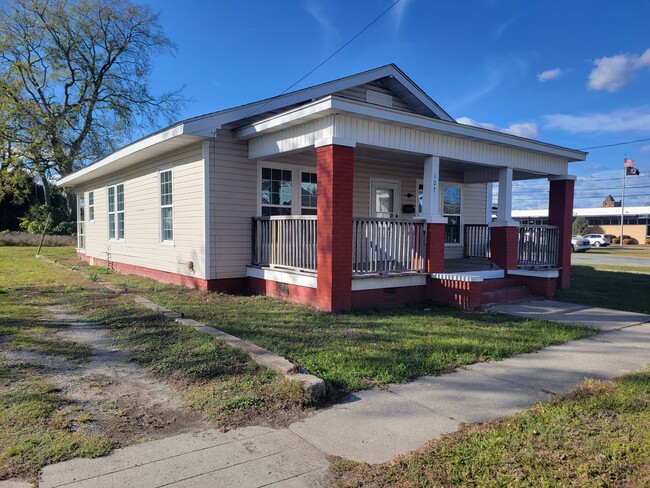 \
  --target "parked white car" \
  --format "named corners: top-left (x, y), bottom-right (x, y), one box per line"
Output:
top-left (582, 234), bottom-right (611, 247)
top-left (571, 236), bottom-right (591, 252)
